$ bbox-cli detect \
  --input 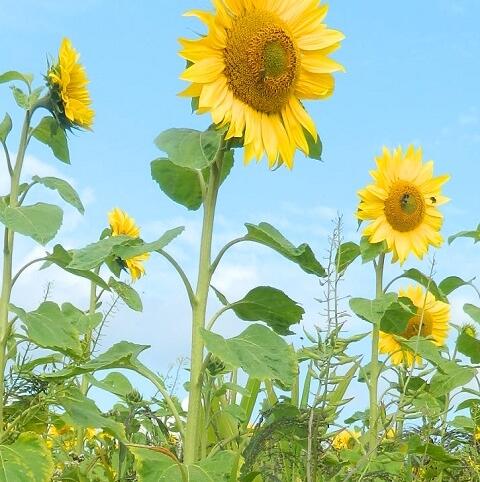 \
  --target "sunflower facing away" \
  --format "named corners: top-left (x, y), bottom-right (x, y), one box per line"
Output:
top-left (179, 0), bottom-right (345, 168)
top-left (379, 285), bottom-right (450, 366)
top-left (108, 208), bottom-right (149, 281)
top-left (332, 429), bottom-right (361, 450)
top-left (47, 37), bottom-right (94, 129)
top-left (357, 146), bottom-right (450, 264)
